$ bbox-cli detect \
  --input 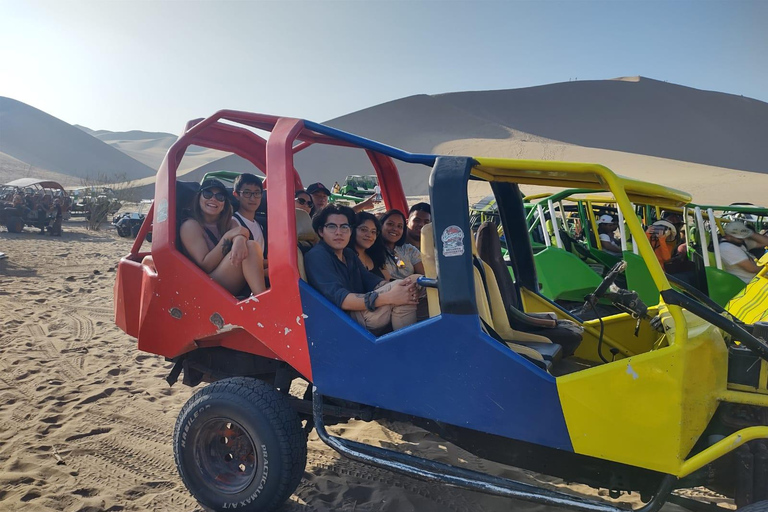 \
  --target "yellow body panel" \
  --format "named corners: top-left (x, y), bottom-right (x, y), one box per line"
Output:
top-left (727, 266), bottom-right (768, 324)
top-left (519, 288), bottom-right (662, 361)
top-left (557, 309), bottom-right (727, 475)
